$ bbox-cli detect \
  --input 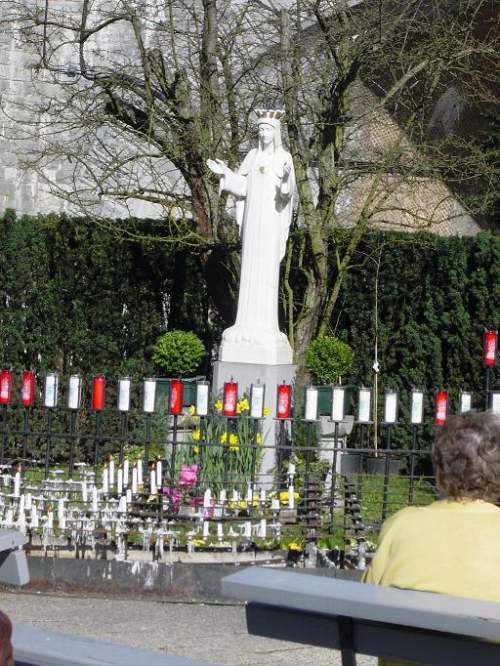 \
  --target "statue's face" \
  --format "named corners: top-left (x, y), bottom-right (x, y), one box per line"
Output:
top-left (258, 123), bottom-right (274, 147)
